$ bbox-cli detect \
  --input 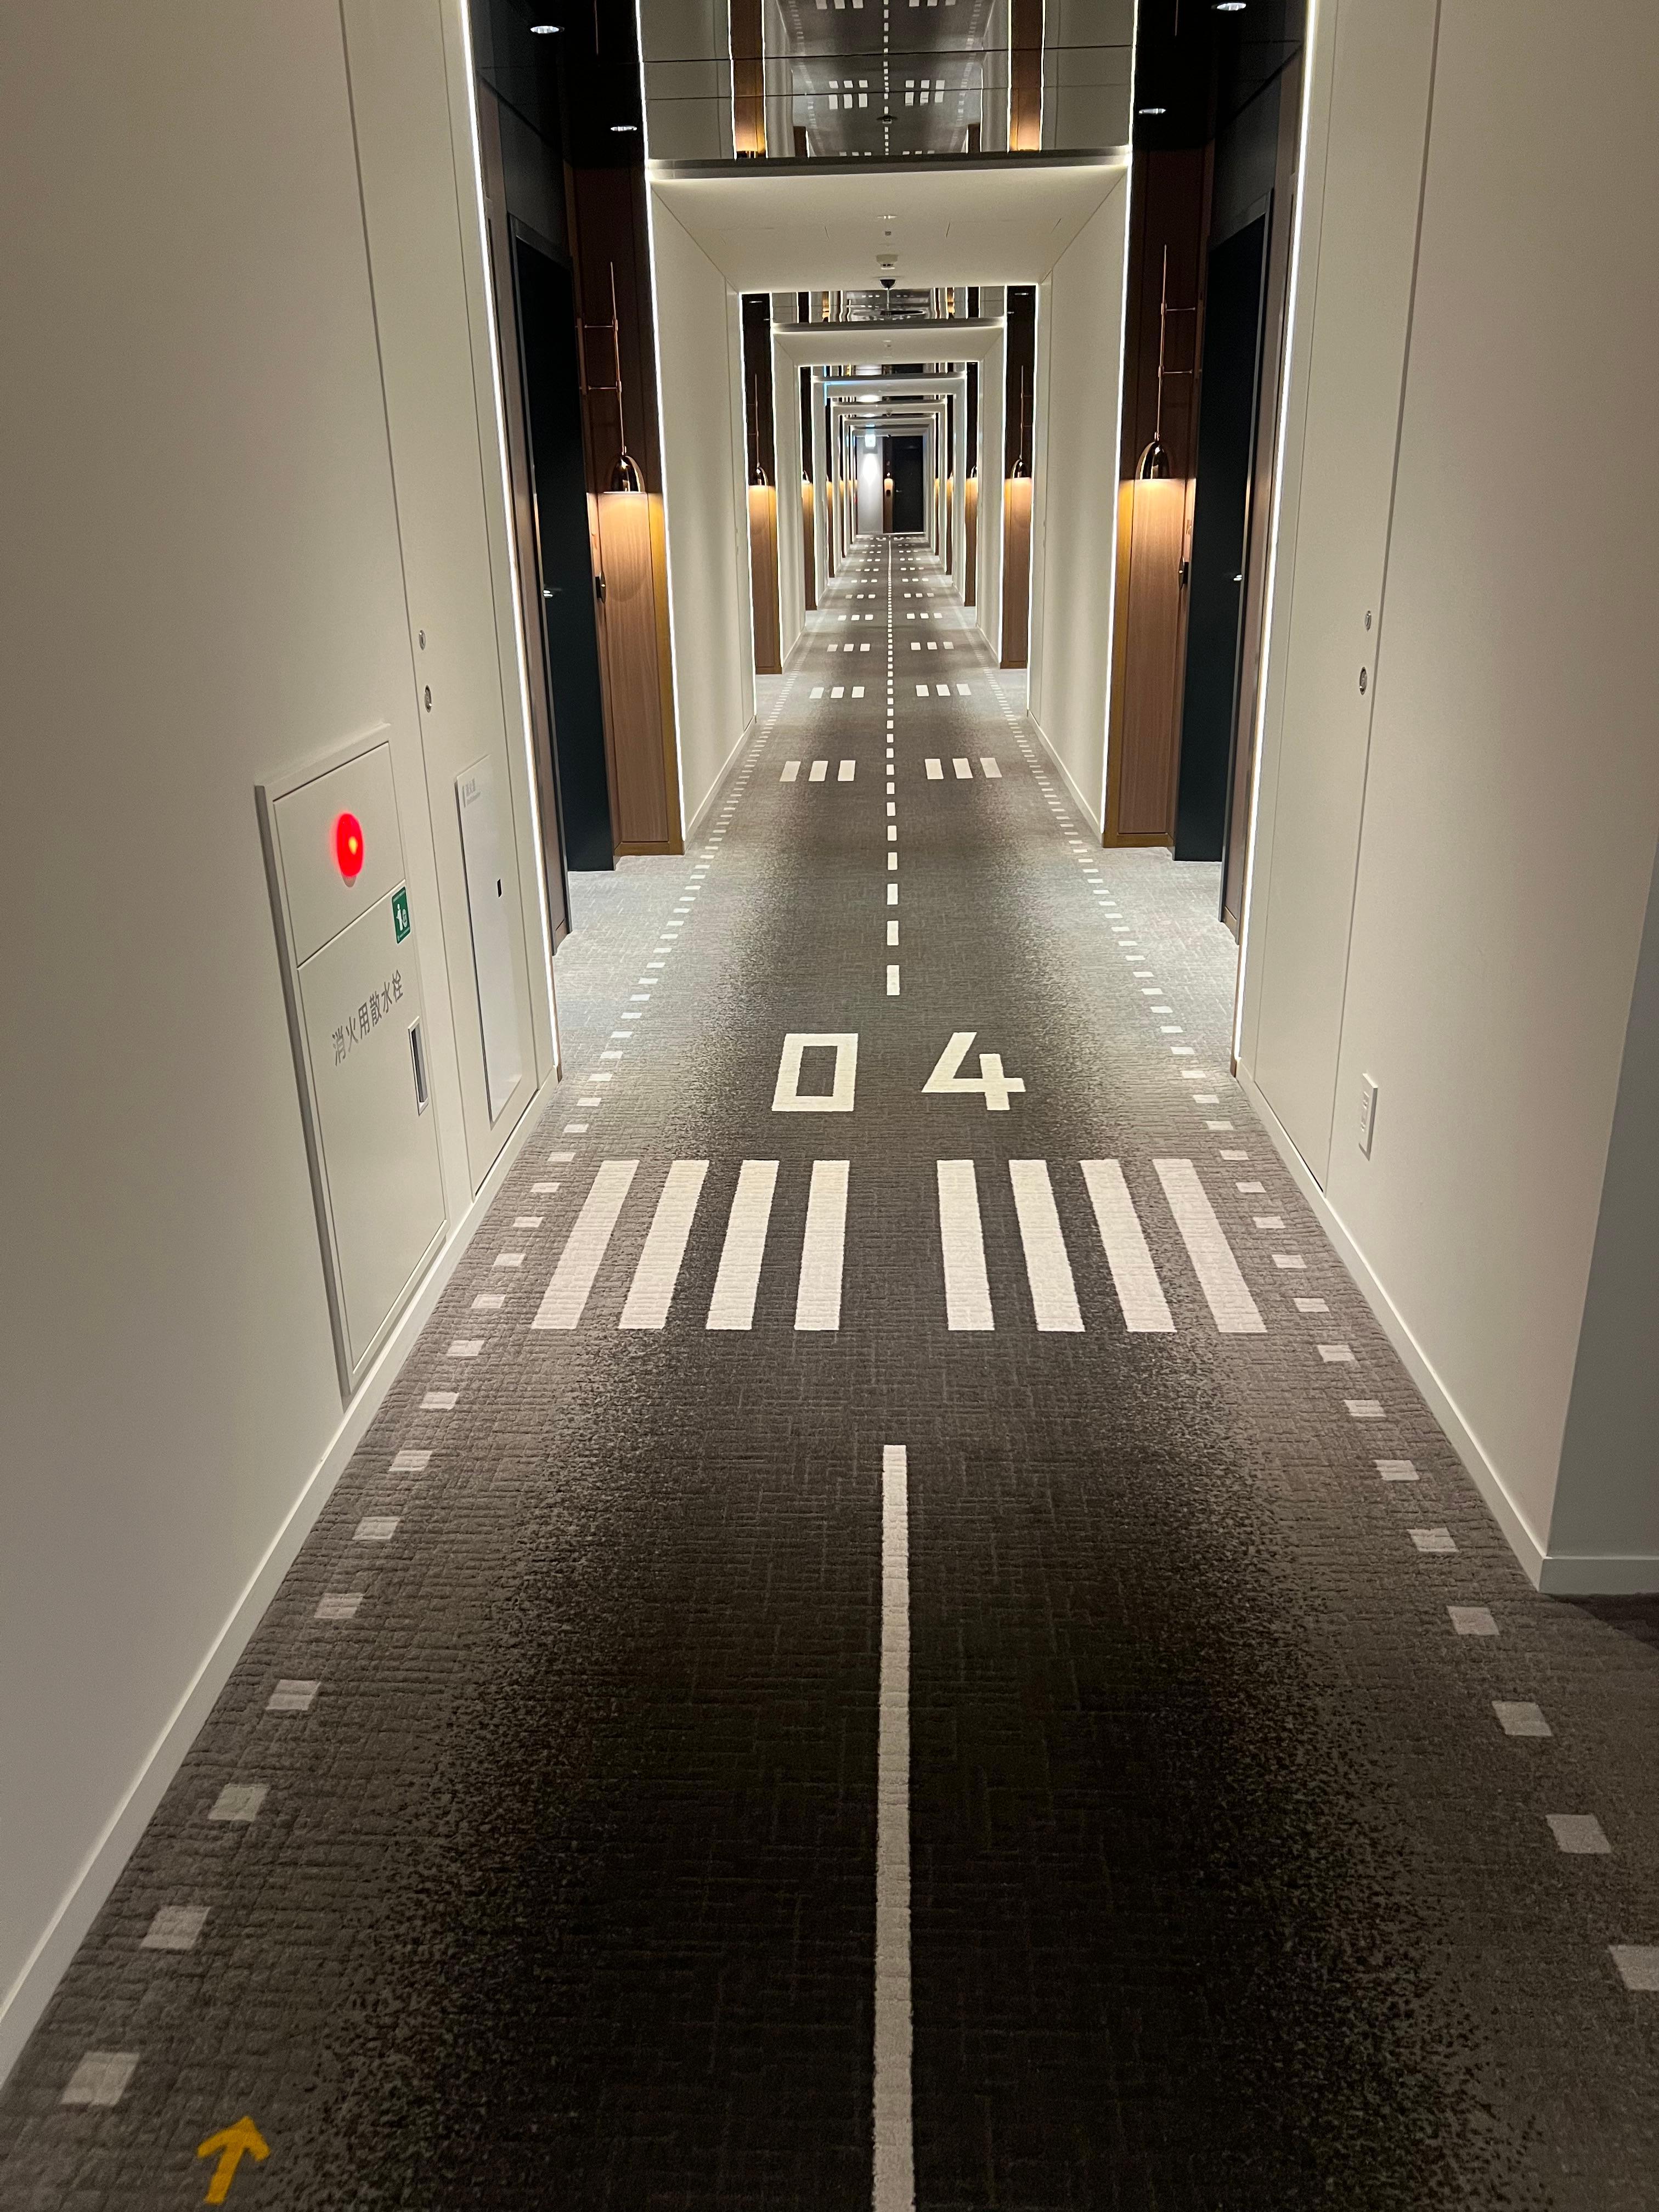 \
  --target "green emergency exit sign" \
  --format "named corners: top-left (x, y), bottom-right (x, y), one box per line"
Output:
top-left (392, 885), bottom-right (410, 943)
